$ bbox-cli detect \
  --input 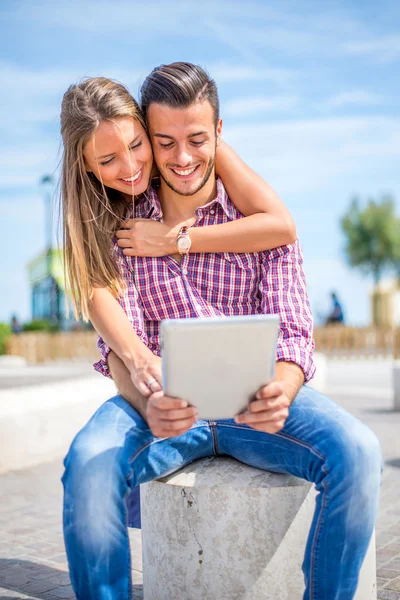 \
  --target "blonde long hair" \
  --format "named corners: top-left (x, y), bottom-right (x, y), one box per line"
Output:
top-left (60, 77), bottom-right (146, 321)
